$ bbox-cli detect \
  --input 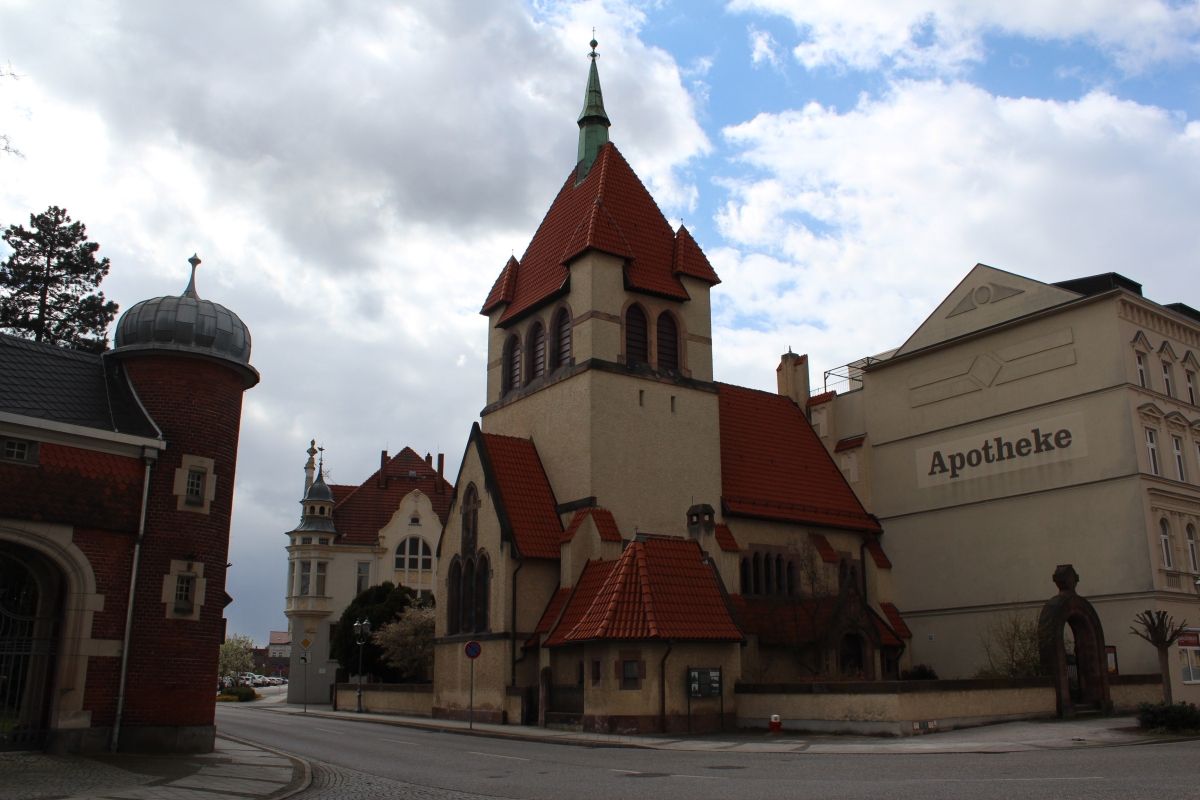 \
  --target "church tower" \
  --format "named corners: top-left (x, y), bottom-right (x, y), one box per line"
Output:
top-left (478, 41), bottom-right (723, 537)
